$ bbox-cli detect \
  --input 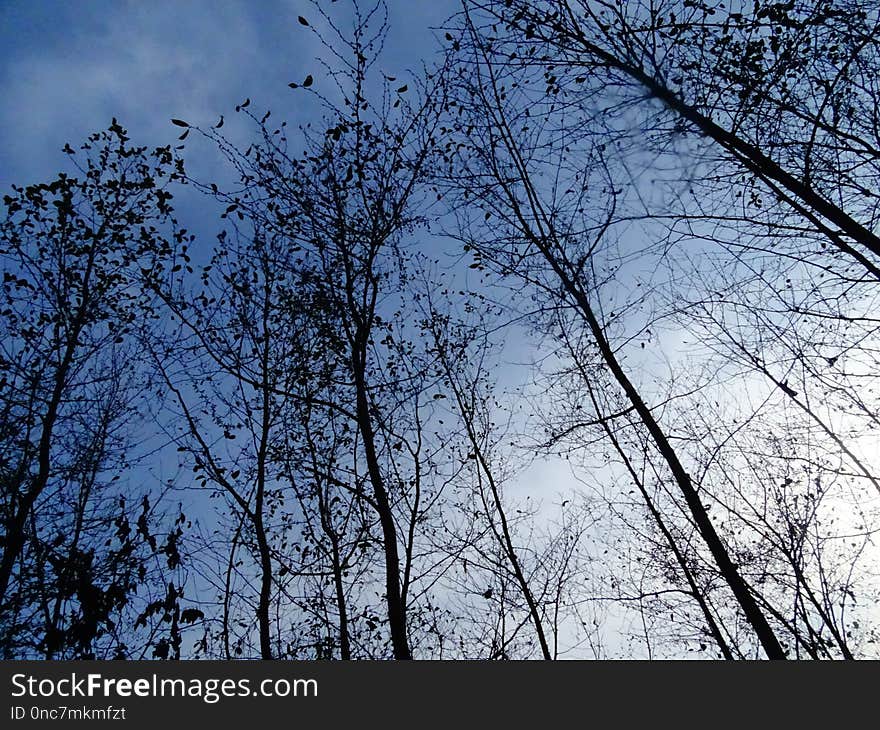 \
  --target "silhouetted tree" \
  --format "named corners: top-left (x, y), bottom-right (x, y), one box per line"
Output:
top-left (0, 121), bottom-right (190, 658)
top-left (443, 10), bottom-right (787, 657)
